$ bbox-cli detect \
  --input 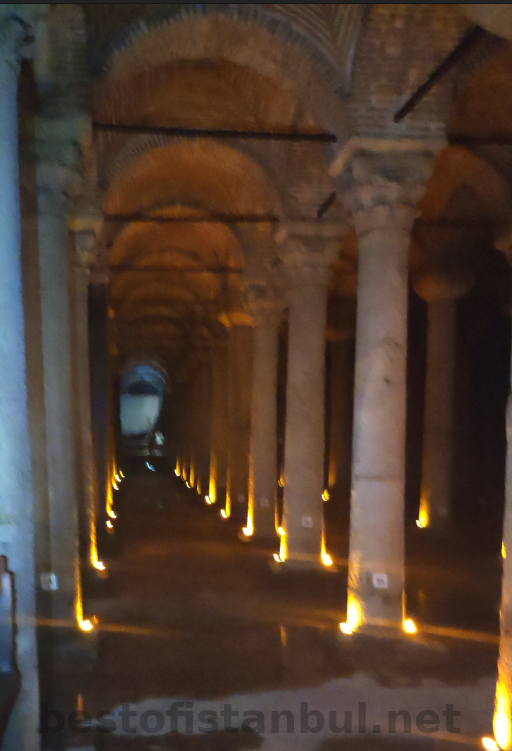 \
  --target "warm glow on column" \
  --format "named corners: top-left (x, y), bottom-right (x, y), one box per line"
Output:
top-left (90, 520), bottom-right (106, 573)
top-left (494, 674), bottom-right (512, 750)
top-left (417, 495), bottom-right (430, 528)
top-left (403, 618), bottom-right (418, 634)
top-left (321, 528), bottom-right (333, 567)
top-left (503, 543), bottom-right (507, 560)
top-left (339, 593), bottom-right (364, 635)
top-left (75, 559), bottom-right (96, 633)
top-left (322, 490), bottom-right (330, 502)
top-left (208, 471), bottom-right (217, 505)
top-left (196, 478), bottom-right (202, 495)
top-left (244, 487), bottom-right (255, 538)
top-left (189, 464), bottom-right (196, 490)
